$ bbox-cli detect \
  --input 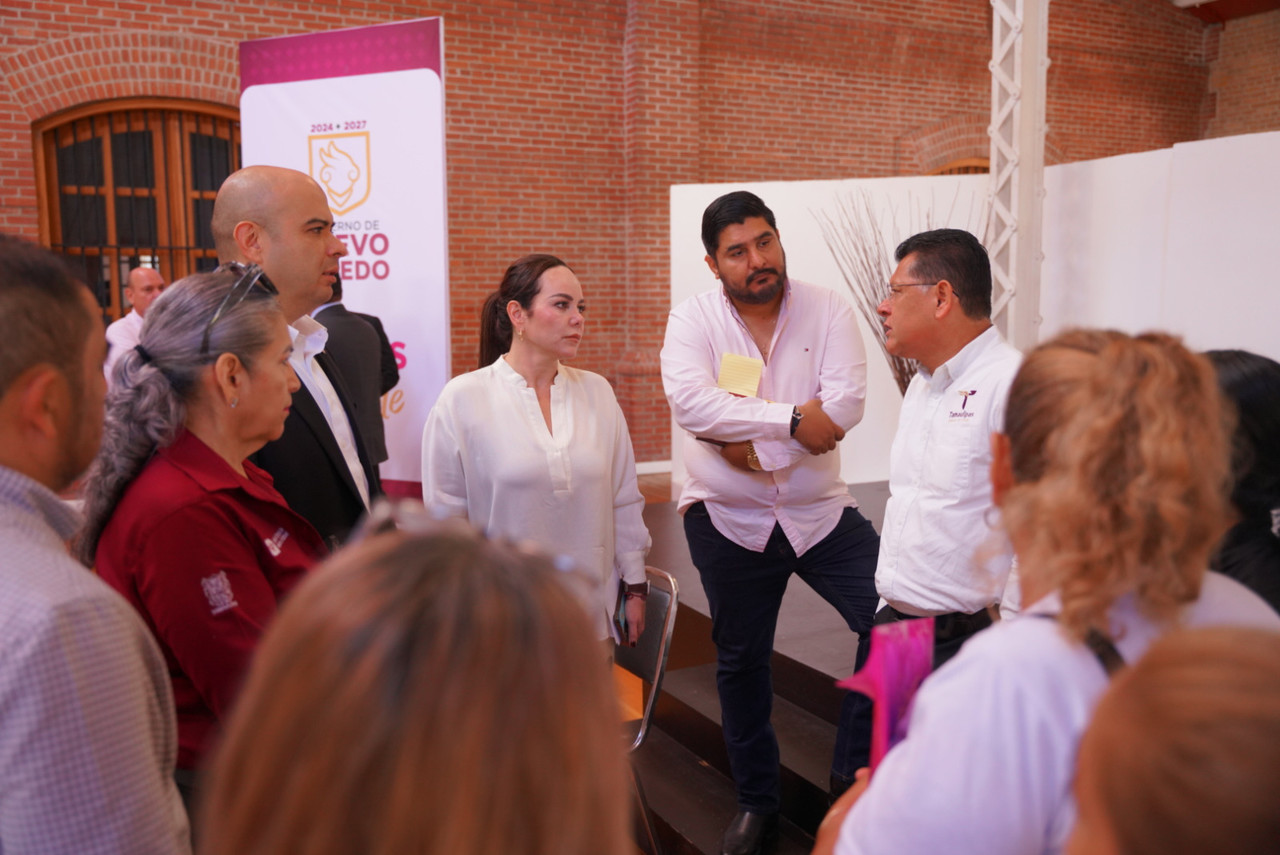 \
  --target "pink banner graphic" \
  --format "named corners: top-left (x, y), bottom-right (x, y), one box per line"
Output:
top-left (241, 18), bottom-right (442, 89)
top-left (240, 18), bottom-right (449, 491)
